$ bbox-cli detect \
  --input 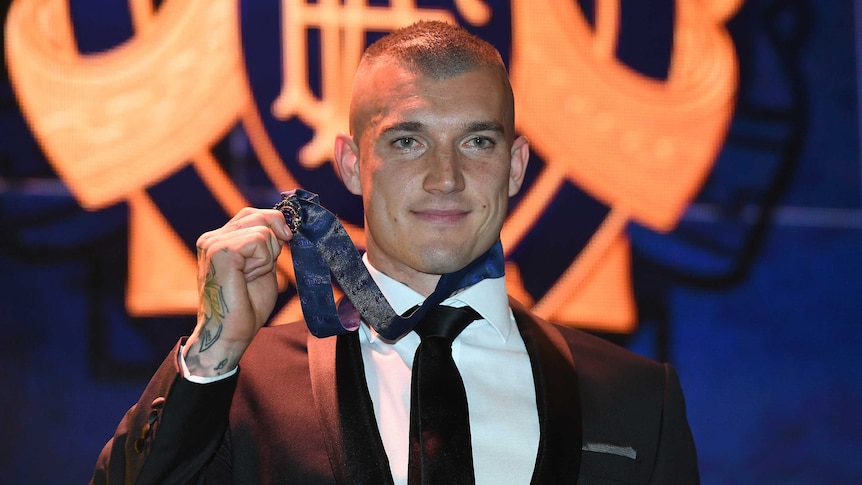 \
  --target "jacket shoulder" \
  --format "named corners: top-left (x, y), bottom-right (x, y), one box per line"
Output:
top-left (509, 298), bottom-right (663, 375)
